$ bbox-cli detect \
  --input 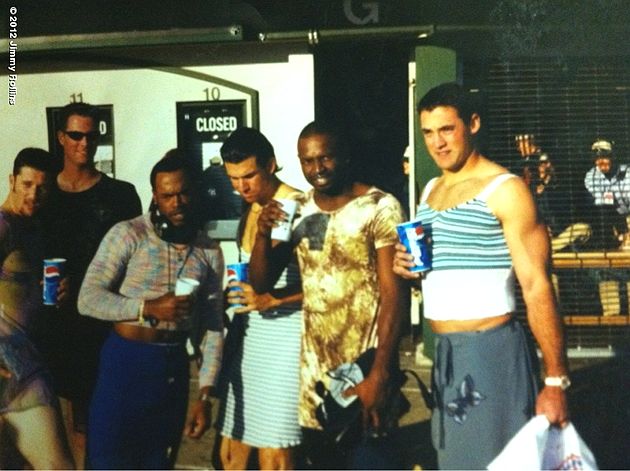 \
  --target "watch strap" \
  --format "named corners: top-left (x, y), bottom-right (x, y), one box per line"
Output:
top-left (544, 375), bottom-right (571, 390)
